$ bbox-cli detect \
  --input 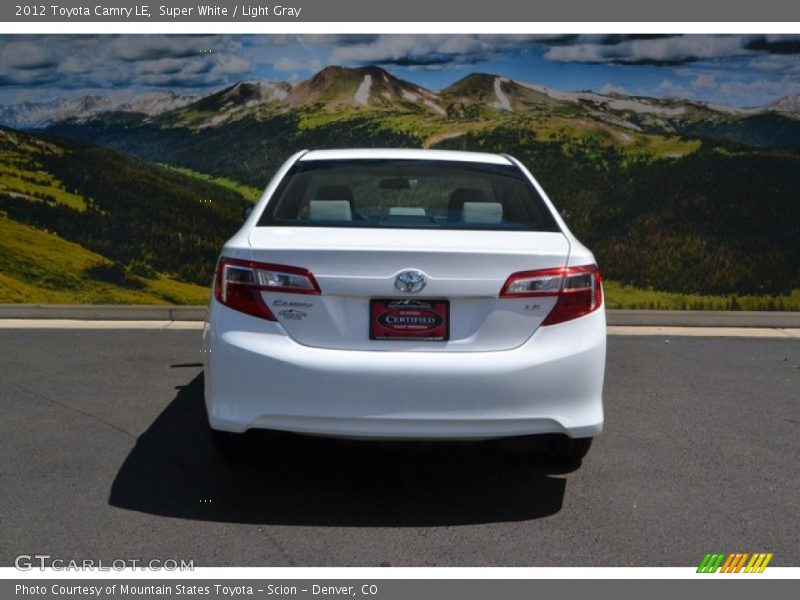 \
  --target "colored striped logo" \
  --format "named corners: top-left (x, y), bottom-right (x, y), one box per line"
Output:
top-left (697, 552), bottom-right (773, 573)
